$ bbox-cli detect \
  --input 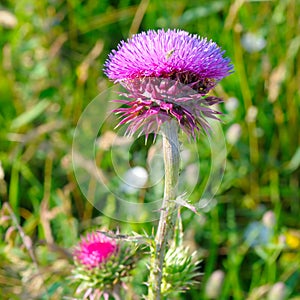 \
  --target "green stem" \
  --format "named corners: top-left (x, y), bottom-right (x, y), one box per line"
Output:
top-left (148, 120), bottom-right (180, 300)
